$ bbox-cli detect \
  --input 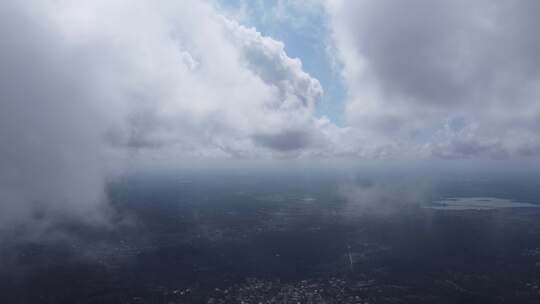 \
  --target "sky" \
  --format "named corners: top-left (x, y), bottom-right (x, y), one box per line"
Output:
top-left (1, 0), bottom-right (540, 231)
top-left (216, 0), bottom-right (346, 123)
